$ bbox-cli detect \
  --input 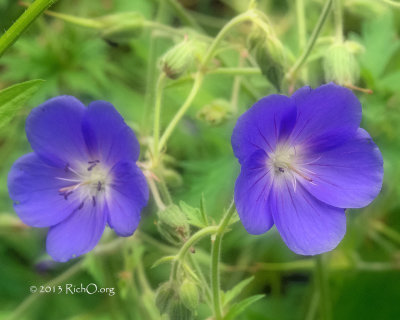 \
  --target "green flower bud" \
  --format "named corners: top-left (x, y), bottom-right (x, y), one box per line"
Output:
top-left (196, 99), bottom-right (232, 126)
top-left (155, 282), bottom-right (176, 314)
top-left (248, 27), bottom-right (286, 91)
top-left (161, 40), bottom-right (194, 79)
top-left (157, 205), bottom-right (190, 245)
top-left (179, 279), bottom-right (200, 311)
top-left (323, 42), bottom-right (360, 86)
top-left (168, 300), bottom-right (193, 320)
top-left (98, 12), bottom-right (145, 43)
top-left (162, 168), bottom-right (183, 188)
